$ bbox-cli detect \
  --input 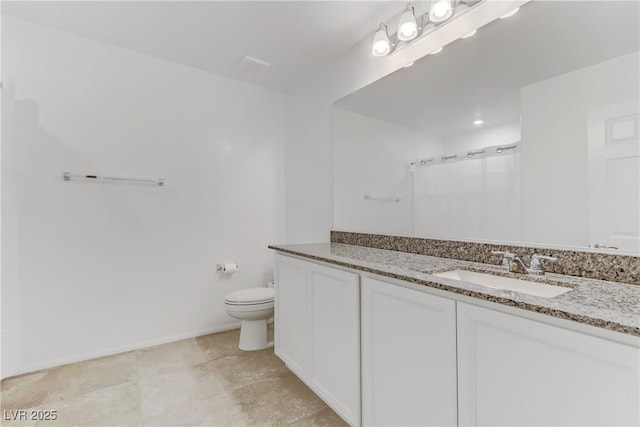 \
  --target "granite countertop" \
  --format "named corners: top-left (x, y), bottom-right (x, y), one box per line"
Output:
top-left (269, 243), bottom-right (640, 337)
